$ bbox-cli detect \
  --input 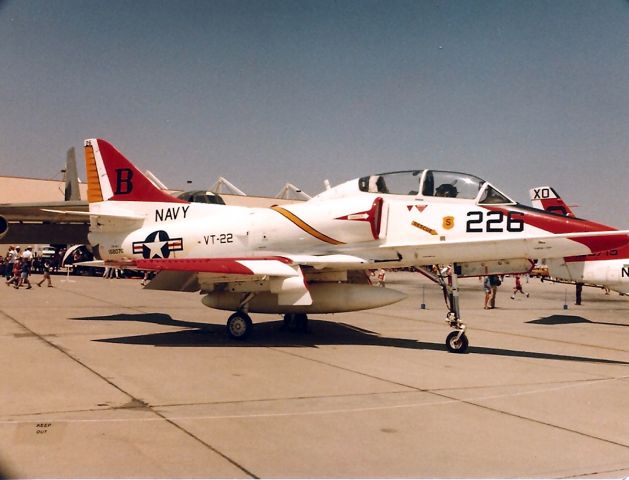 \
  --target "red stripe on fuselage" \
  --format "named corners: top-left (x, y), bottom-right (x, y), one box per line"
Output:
top-left (565, 243), bottom-right (629, 263)
top-left (483, 205), bottom-right (628, 253)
